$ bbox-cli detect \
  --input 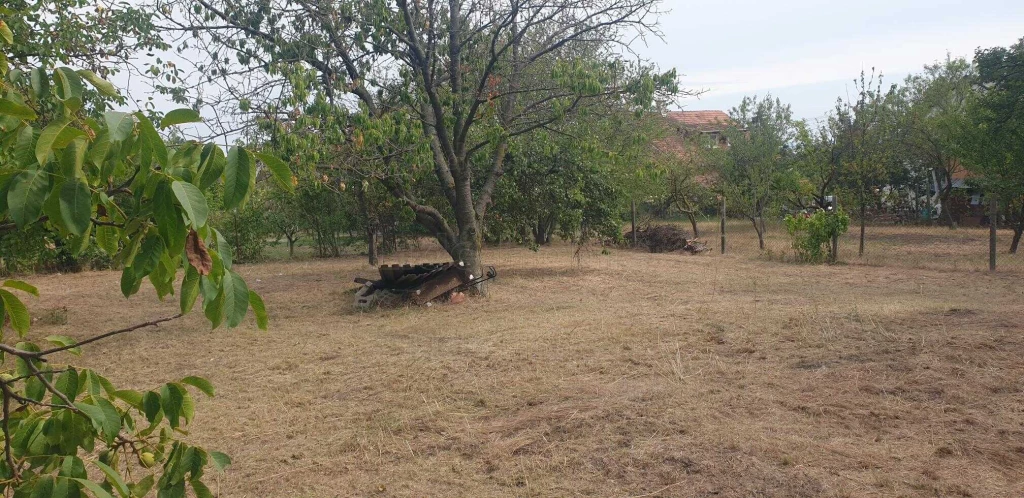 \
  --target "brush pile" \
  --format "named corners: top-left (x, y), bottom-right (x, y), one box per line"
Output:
top-left (625, 224), bottom-right (708, 254)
